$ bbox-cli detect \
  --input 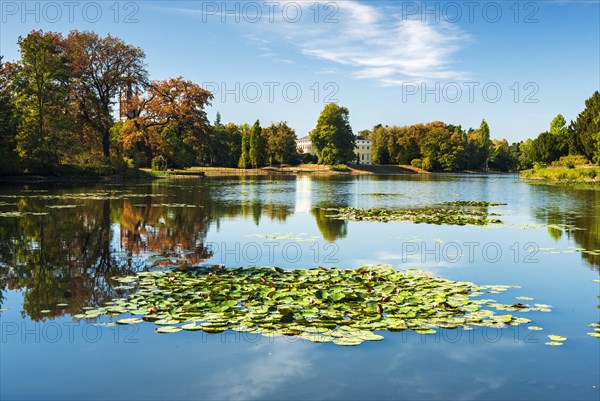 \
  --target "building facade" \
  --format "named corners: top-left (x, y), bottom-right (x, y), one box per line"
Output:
top-left (295, 135), bottom-right (372, 164)
top-left (296, 135), bottom-right (316, 155)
